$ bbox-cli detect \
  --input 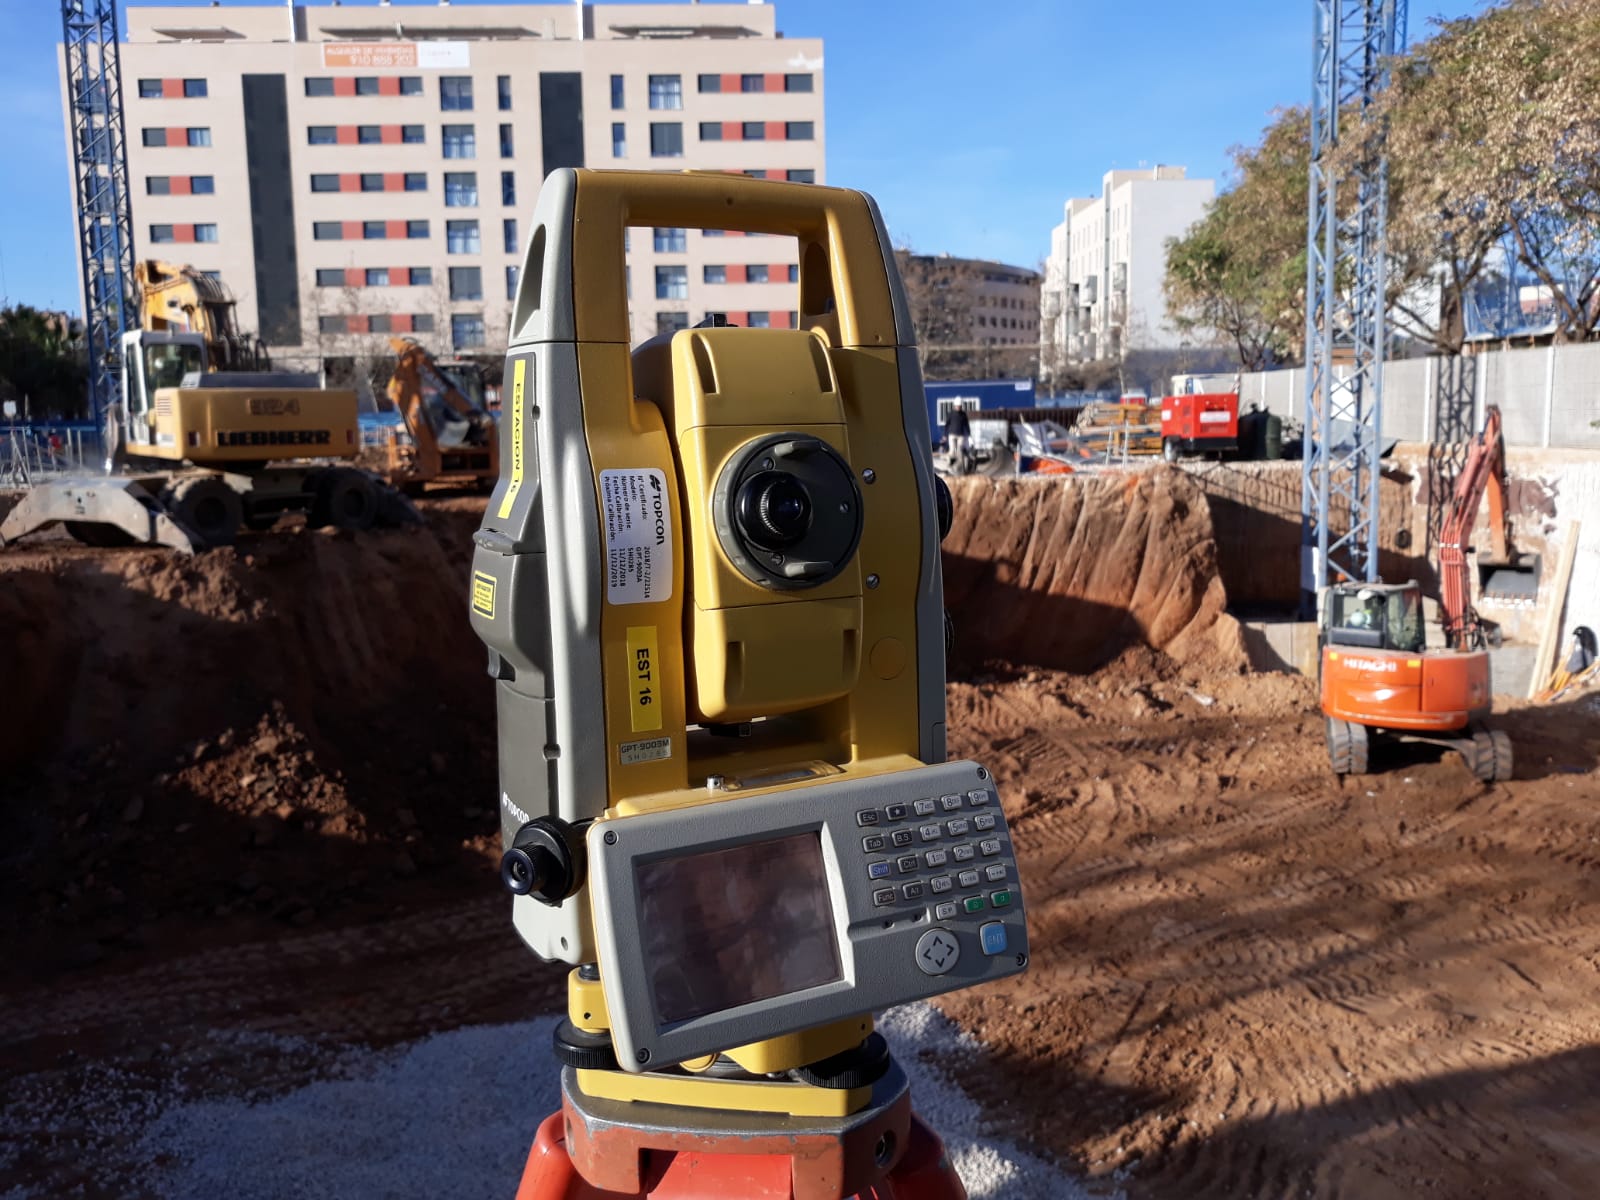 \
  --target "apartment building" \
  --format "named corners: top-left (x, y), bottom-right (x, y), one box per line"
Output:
top-left (1039, 166), bottom-right (1212, 373)
top-left (898, 253), bottom-right (1040, 377)
top-left (74, 2), bottom-right (824, 365)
